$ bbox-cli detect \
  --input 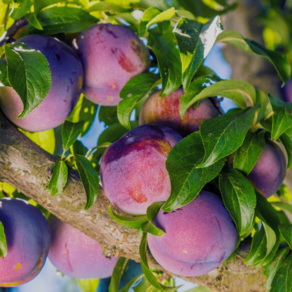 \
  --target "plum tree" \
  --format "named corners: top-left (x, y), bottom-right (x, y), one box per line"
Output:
top-left (48, 216), bottom-right (119, 279)
top-left (139, 88), bottom-right (218, 136)
top-left (147, 191), bottom-right (238, 277)
top-left (0, 35), bottom-right (83, 132)
top-left (247, 140), bottom-right (287, 198)
top-left (0, 198), bottom-right (51, 287)
top-left (74, 23), bottom-right (150, 106)
top-left (100, 124), bottom-right (182, 215)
